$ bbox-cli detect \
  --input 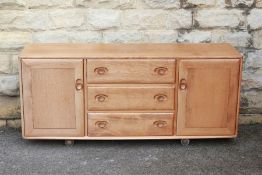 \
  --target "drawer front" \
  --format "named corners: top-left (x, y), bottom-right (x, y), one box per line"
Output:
top-left (88, 113), bottom-right (174, 136)
top-left (87, 59), bottom-right (175, 83)
top-left (87, 85), bottom-right (174, 110)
